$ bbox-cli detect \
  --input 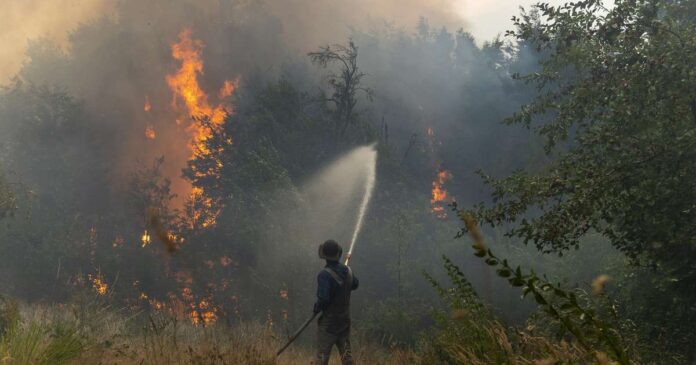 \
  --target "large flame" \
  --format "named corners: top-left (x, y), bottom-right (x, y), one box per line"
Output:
top-left (132, 28), bottom-right (237, 326)
top-left (165, 28), bottom-right (235, 228)
top-left (166, 28), bottom-right (233, 159)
